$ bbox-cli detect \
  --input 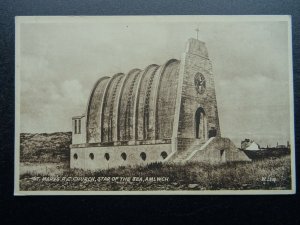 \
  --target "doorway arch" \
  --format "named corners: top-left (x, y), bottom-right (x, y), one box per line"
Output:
top-left (195, 107), bottom-right (207, 140)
